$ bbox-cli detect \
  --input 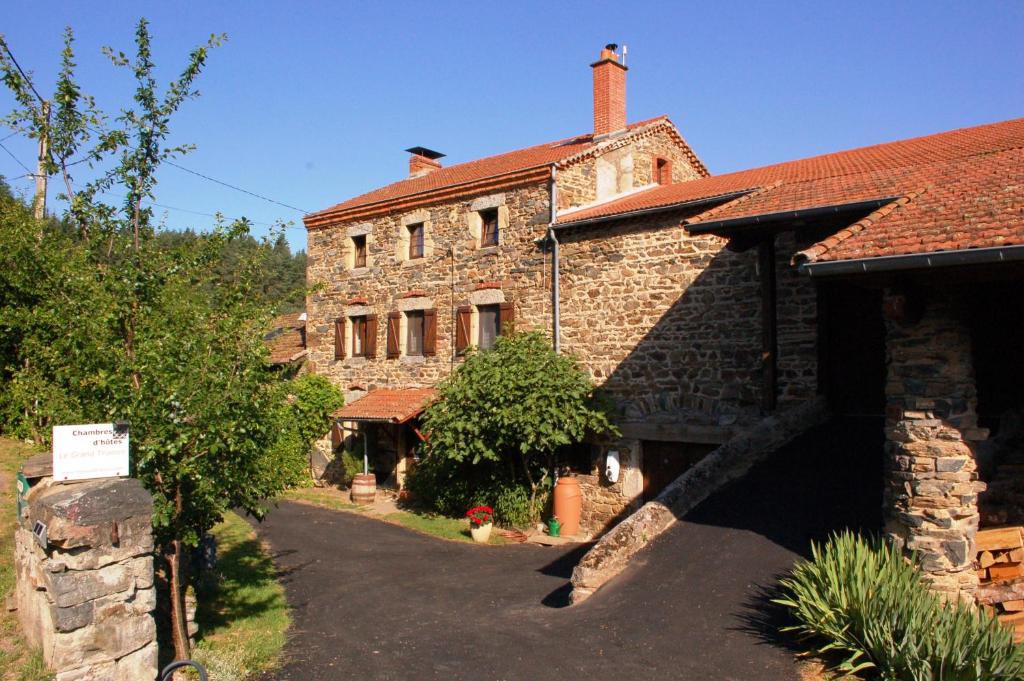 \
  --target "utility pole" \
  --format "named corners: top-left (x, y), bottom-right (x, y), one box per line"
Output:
top-left (33, 100), bottom-right (49, 221)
